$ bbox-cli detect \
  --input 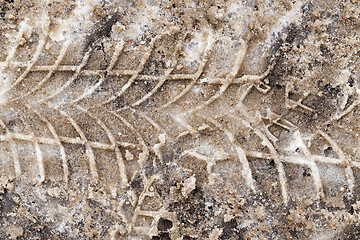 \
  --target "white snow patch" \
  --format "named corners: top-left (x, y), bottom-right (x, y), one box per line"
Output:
top-left (337, 69), bottom-right (351, 85)
top-left (48, 0), bottom-right (101, 42)
top-left (0, 75), bottom-right (10, 105)
top-left (114, 3), bottom-right (159, 40)
top-left (264, 0), bottom-right (304, 45)
top-left (285, 130), bottom-right (311, 153)
top-left (183, 29), bottom-right (214, 69)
